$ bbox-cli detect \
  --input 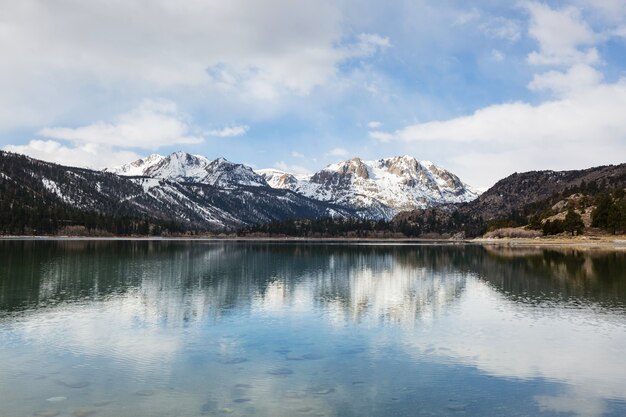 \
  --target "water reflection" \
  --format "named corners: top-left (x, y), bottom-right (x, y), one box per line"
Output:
top-left (4, 242), bottom-right (624, 316)
top-left (1, 242), bottom-right (473, 323)
top-left (0, 241), bottom-right (625, 417)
